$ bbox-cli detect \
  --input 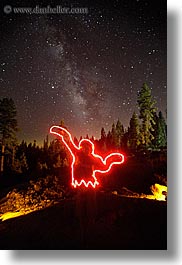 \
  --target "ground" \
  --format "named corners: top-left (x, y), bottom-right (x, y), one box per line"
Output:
top-left (0, 192), bottom-right (167, 250)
